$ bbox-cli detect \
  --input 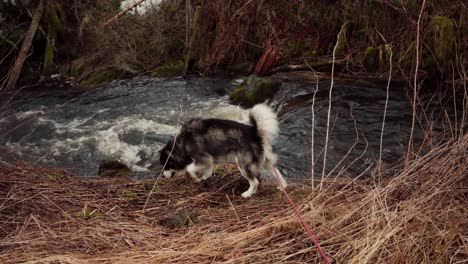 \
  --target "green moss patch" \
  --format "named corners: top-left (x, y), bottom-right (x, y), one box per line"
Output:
top-left (80, 68), bottom-right (119, 88)
top-left (433, 16), bottom-right (455, 65)
top-left (152, 60), bottom-right (185, 78)
top-left (229, 75), bottom-right (281, 108)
